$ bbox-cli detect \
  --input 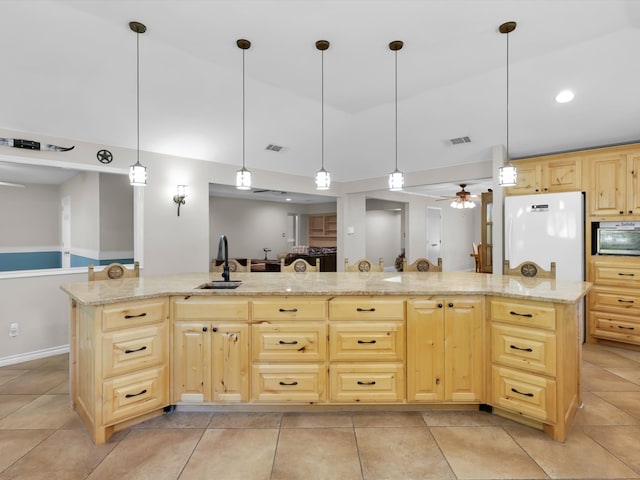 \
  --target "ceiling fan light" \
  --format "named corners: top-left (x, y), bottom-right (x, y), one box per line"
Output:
top-left (236, 167), bottom-right (251, 190)
top-left (498, 164), bottom-right (517, 186)
top-left (388, 169), bottom-right (404, 191)
top-left (315, 168), bottom-right (331, 190)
